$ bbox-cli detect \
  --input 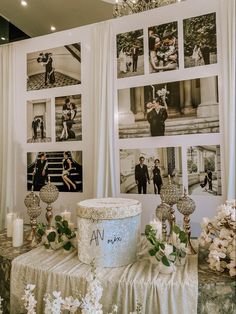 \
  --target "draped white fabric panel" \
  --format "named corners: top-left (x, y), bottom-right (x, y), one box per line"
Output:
top-left (0, 44), bottom-right (16, 230)
top-left (222, 0), bottom-right (236, 199)
top-left (92, 21), bottom-right (118, 198)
